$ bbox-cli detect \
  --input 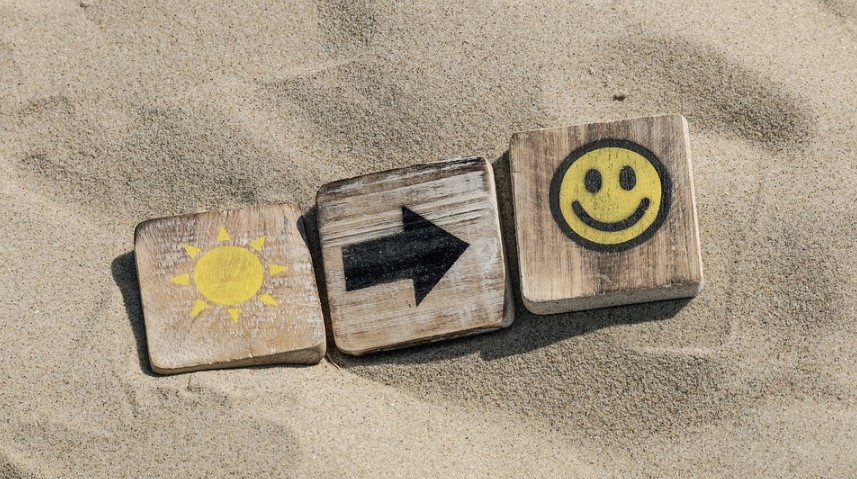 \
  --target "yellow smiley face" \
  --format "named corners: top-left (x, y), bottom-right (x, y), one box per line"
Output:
top-left (549, 139), bottom-right (671, 252)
